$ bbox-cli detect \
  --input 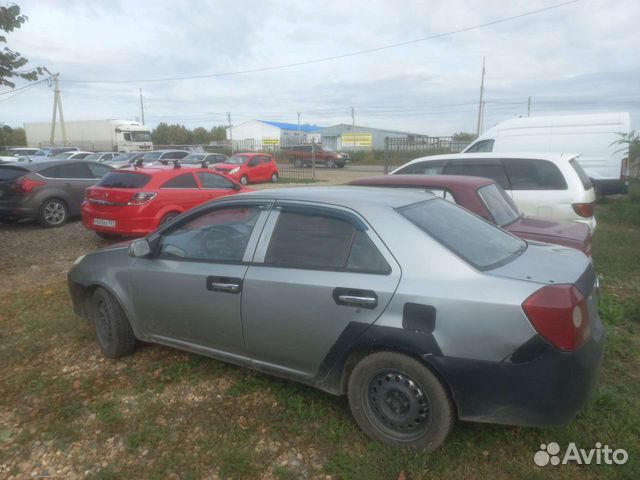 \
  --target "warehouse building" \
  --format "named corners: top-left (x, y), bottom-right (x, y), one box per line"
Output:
top-left (320, 124), bottom-right (428, 150)
top-left (227, 119), bottom-right (321, 149)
